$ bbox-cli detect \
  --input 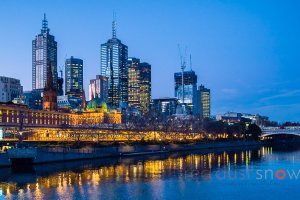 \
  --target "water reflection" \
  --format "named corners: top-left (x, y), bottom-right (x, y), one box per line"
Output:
top-left (4, 146), bottom-right (300, 199)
